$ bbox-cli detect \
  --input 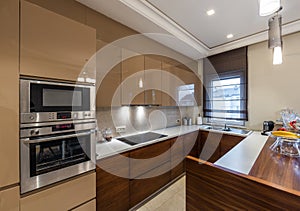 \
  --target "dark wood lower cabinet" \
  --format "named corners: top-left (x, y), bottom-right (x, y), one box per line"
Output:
top-left (130, 162), bottom-right (171, 207)
top-left (96, 130), bottom-right (245, 210)
top-left (198, 130), bottom-right (244, 163)
top-left (96, 153), bottom-right (130, 211)
top-left (186, 157), bottom-right (300, 210)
